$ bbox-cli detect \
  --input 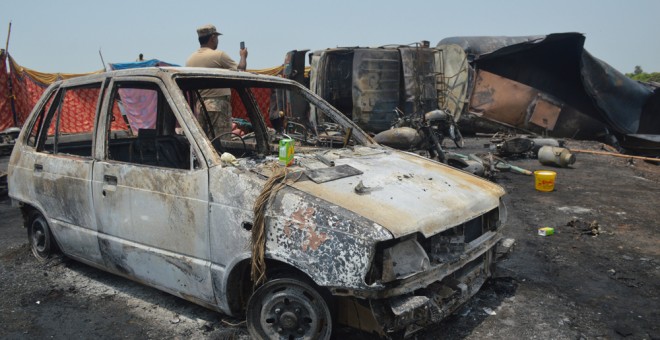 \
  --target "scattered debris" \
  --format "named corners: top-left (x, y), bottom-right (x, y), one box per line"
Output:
top-left (538, 146), bottom-right (576, 168)
top-left (483, 307), bottom-right (497, 316)
top-left (556, 206), bottom-right (593, 214)
top-left (0, 127), bottom-right (21, 156)
top-left (566, 219), bottom-right (601, 236)
top-left (614, 324), bottom-right (634, 337)
top-left (354, 180), bottom-right (369, 194)
top-left (538, 227), bottom-right (555, 236)
top-left (498, 137), bottom-right (535, 156)
top-left (220, 152), bottom-right (239, 167)
top-left (0, 171), bottom-right (7, 197)
top-left (570, 148), bottom-right (660, 164)
top-left (496, 238), bottom-right (516, 259)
